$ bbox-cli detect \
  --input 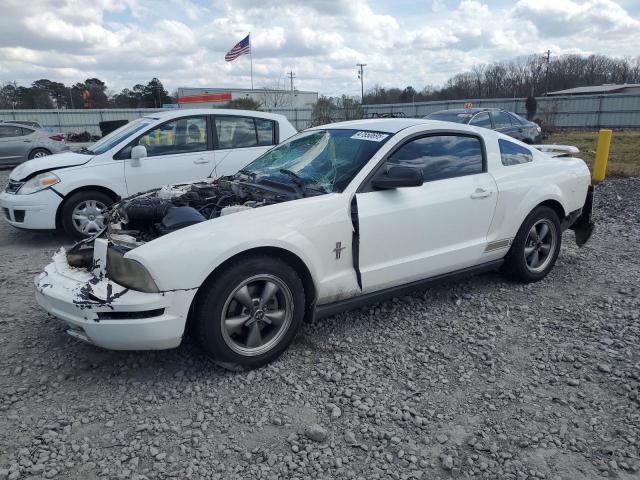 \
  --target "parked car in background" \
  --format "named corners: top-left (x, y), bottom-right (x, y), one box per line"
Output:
top-left (425, 108), bottom-right (541, 143)
top-left (0, 122), bottom-right (67, 165)
top-left (1, 109), bottom-right (297, 238)
top-left (34, 118), bottom-right (593, 367)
